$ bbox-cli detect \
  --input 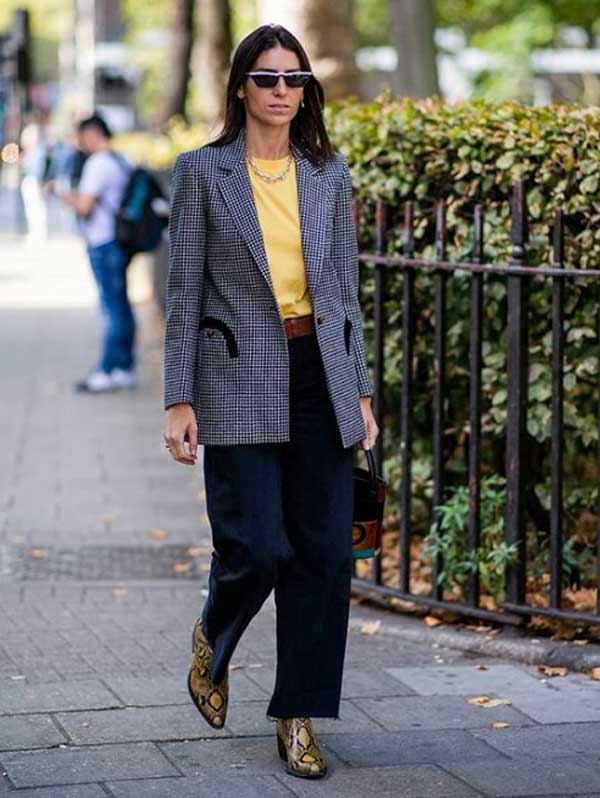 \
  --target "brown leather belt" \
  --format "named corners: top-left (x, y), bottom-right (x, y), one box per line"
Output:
top-left (283, 314), bottom-right (315, 340)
